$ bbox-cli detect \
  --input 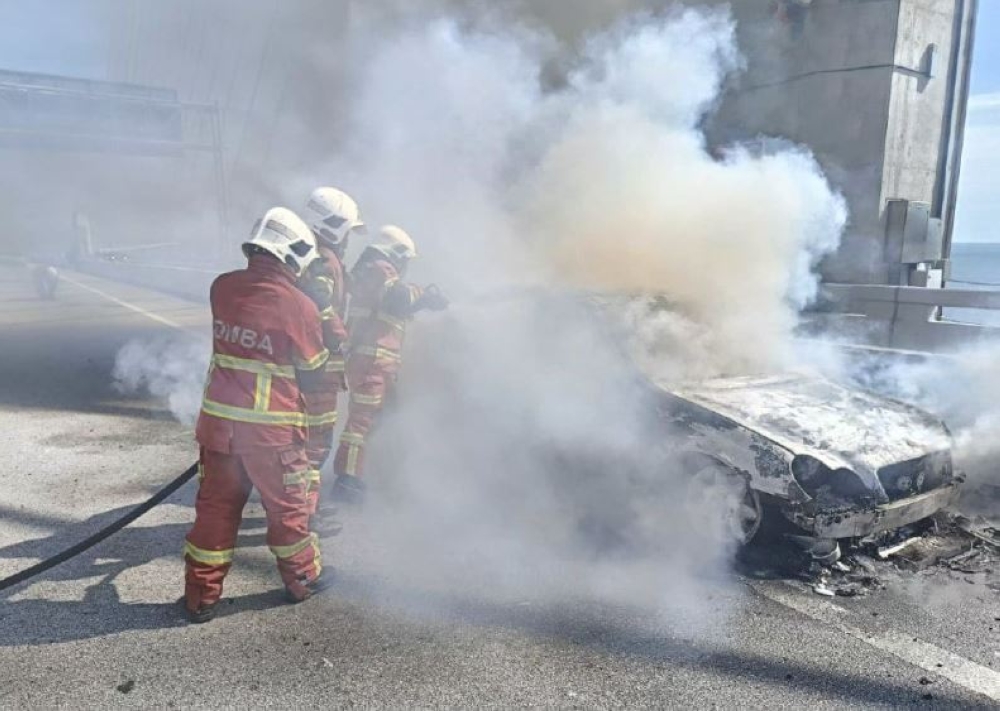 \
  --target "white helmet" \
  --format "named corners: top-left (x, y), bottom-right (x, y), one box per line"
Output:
top-left (302, 187), bottom-right (365, 247)
top-left (371, 225), bottom-right (418, 262)
top-left (243, 207), bottom-right (318, 277)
